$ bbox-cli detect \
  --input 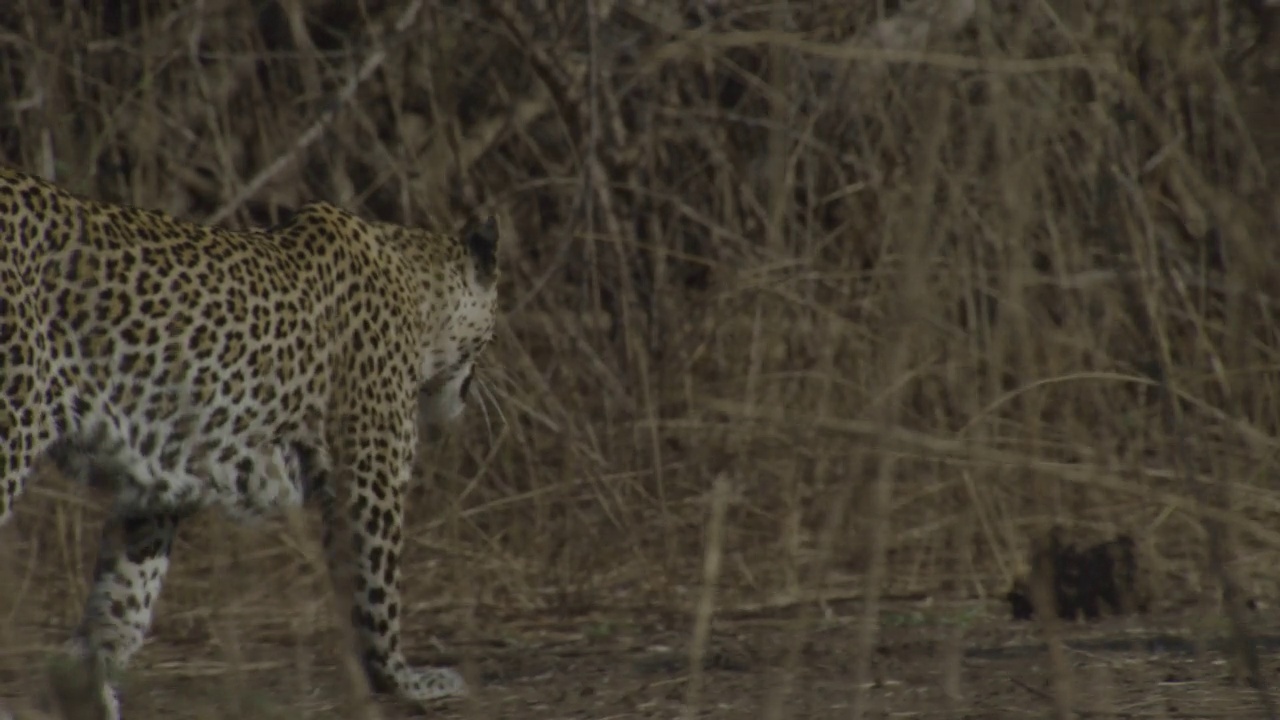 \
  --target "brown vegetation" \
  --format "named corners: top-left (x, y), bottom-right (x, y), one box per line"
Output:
top-left (4, 0), bottom-right (1280, 717)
